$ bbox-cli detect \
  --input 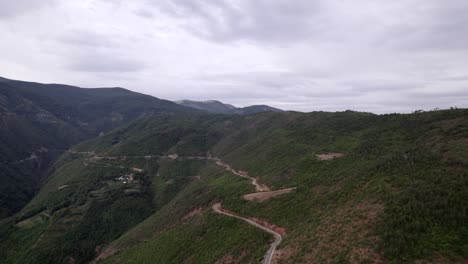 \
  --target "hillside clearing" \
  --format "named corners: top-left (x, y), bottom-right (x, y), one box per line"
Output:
top-left (243, 188), bottom-right (296, 202)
